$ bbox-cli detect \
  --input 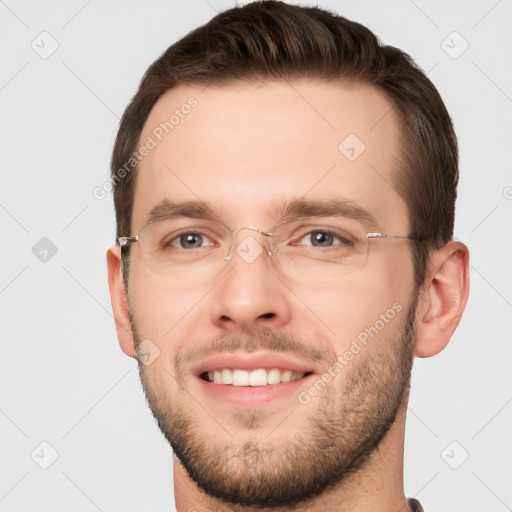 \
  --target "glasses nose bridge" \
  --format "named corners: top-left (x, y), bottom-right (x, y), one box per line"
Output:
top-left (224, 225), bottom-right (274, 262)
